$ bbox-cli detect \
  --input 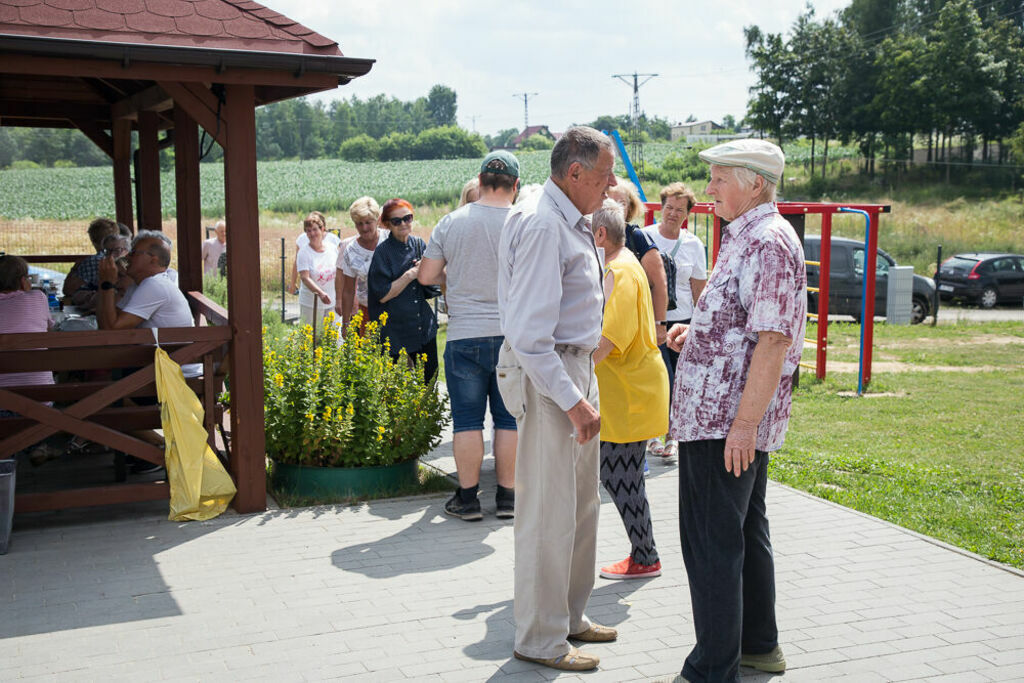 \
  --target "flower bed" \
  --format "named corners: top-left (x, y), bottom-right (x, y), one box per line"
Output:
top-left (263, 313), bottom-right (448, 468)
